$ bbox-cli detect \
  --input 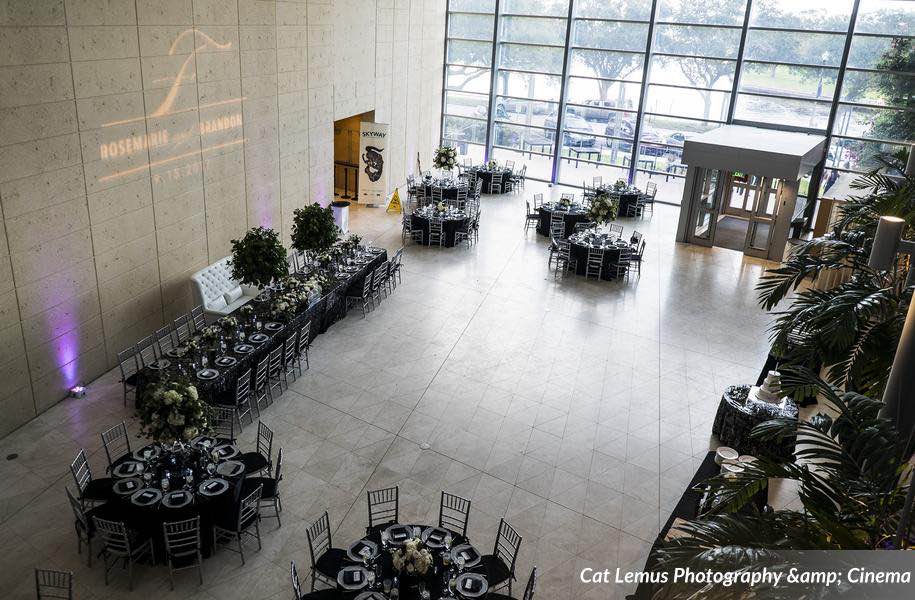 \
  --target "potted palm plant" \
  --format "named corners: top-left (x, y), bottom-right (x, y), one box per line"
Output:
top-left (757, 155), bottom-right (914, 399)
